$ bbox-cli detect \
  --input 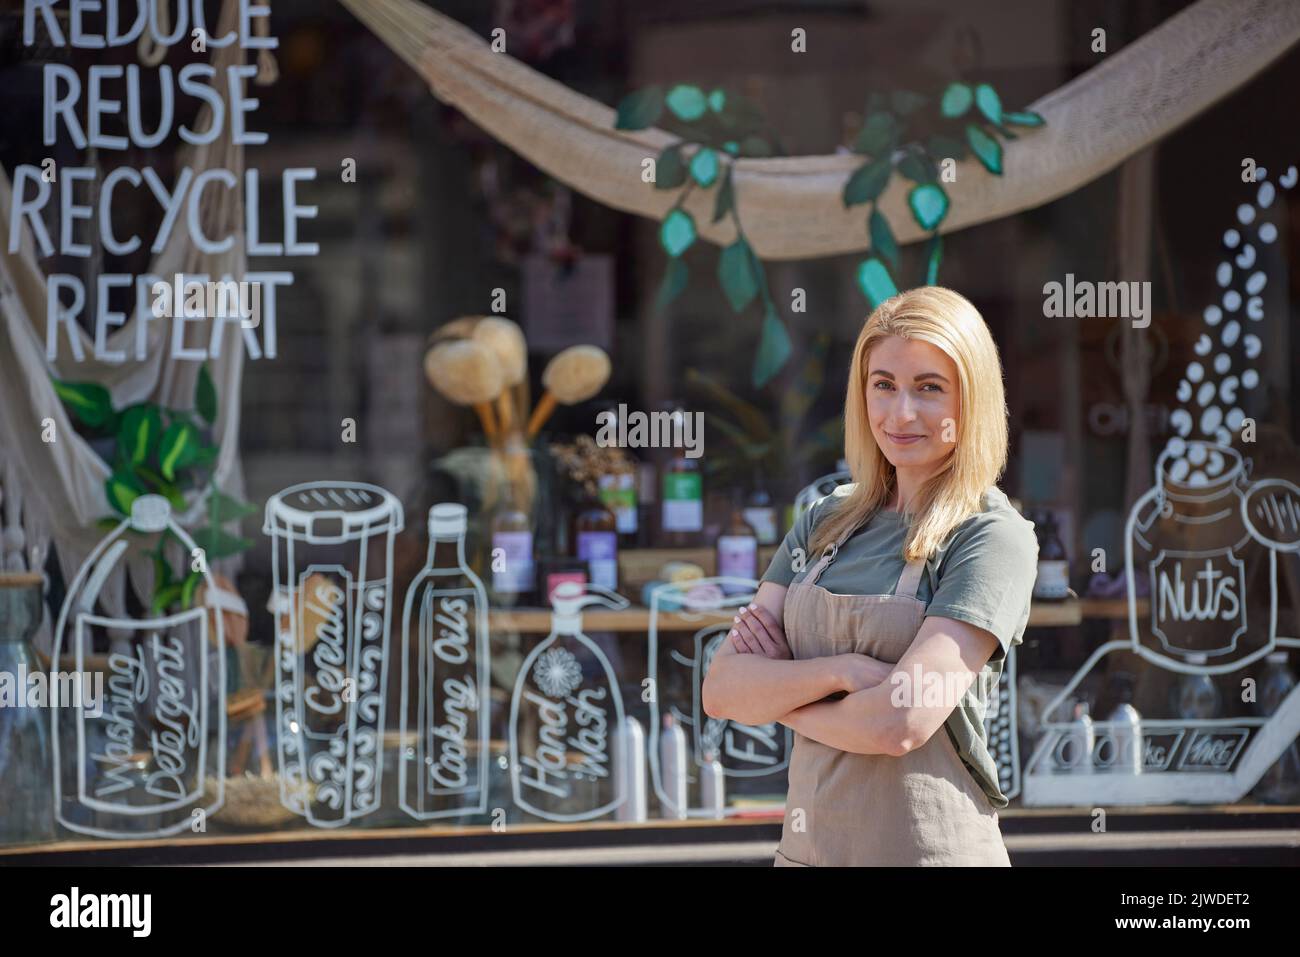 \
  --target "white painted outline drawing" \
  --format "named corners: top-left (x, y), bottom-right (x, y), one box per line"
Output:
top-left (50, 494), bottom-right (226, 840)
top-left (264, 481), bottom-right (402, 828)
top-left (509, 582), bottom-right (629, 823)
top-left (647, 576), bottom-right (793, 819)
top-left (398, 503), bottom-right (491, 821)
